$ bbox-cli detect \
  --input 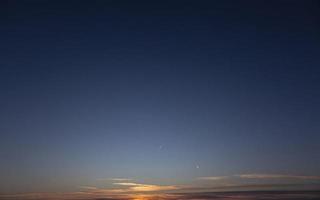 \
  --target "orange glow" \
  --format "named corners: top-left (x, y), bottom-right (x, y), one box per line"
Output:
top-left (131, 194), bottom-right (151, 200)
